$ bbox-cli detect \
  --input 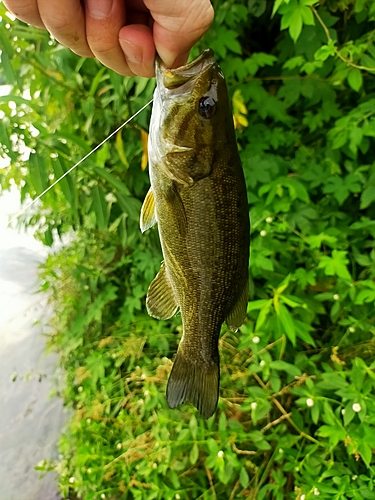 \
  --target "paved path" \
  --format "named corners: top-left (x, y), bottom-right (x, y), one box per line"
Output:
top-left (0, 190), bottom-right (65, 500)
